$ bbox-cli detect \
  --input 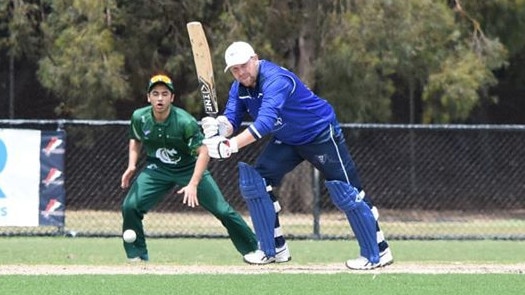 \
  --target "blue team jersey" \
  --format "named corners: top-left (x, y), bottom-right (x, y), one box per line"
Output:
top-left (223, 60), bottom-right (335, 145)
